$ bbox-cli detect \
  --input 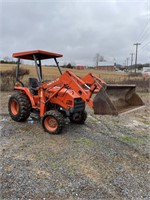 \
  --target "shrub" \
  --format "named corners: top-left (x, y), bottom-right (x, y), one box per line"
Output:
top-left (128, 72), bottom-right (142, 78)
top-left (0, 68), bottom-right (29, 91)
top-left (121, 78), bottom-right (150, 92)
top-left (108, 77), bottom-right (150, 92)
